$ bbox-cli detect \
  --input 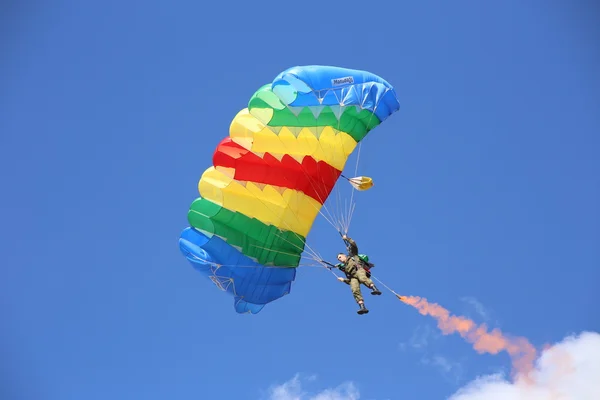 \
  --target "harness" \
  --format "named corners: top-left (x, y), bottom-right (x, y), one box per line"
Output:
top-left (337, 254), bottom-right (374, 278)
